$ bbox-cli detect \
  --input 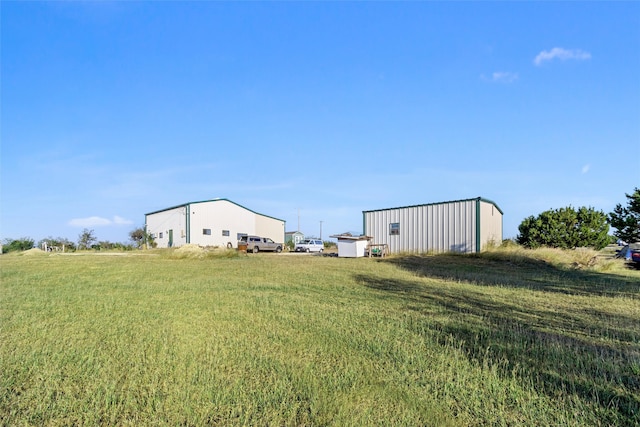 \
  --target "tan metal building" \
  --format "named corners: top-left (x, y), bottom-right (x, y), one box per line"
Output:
top-left (145, 198), bottom-right (285, 249)
top-left (363, 197), bottom-right (503, 254)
